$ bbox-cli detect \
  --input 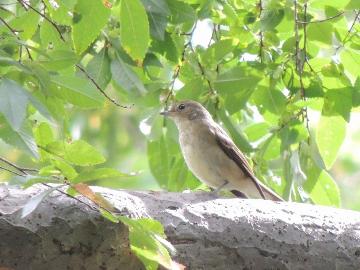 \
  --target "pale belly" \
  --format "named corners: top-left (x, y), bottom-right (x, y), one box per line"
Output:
top-left (179, 129), bottom-right (246, 189)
